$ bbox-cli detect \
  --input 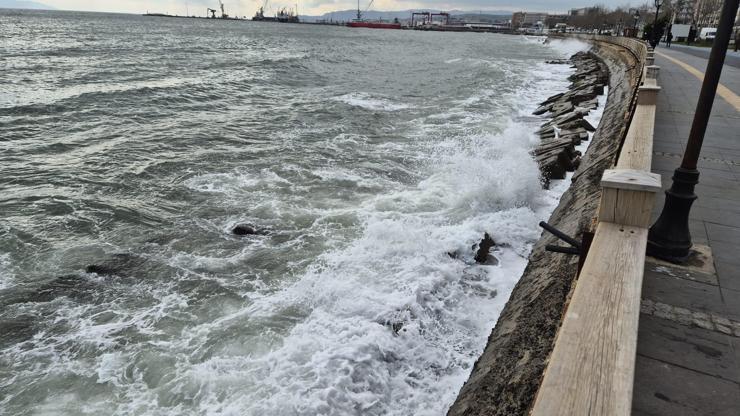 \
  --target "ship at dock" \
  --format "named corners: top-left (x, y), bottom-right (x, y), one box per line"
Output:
top-left (347, 0), bottom-right (401, 30)
top-left (253, 0), bottom-right (300, 23)
top-left (143, 1), bottom-right (246, 20)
